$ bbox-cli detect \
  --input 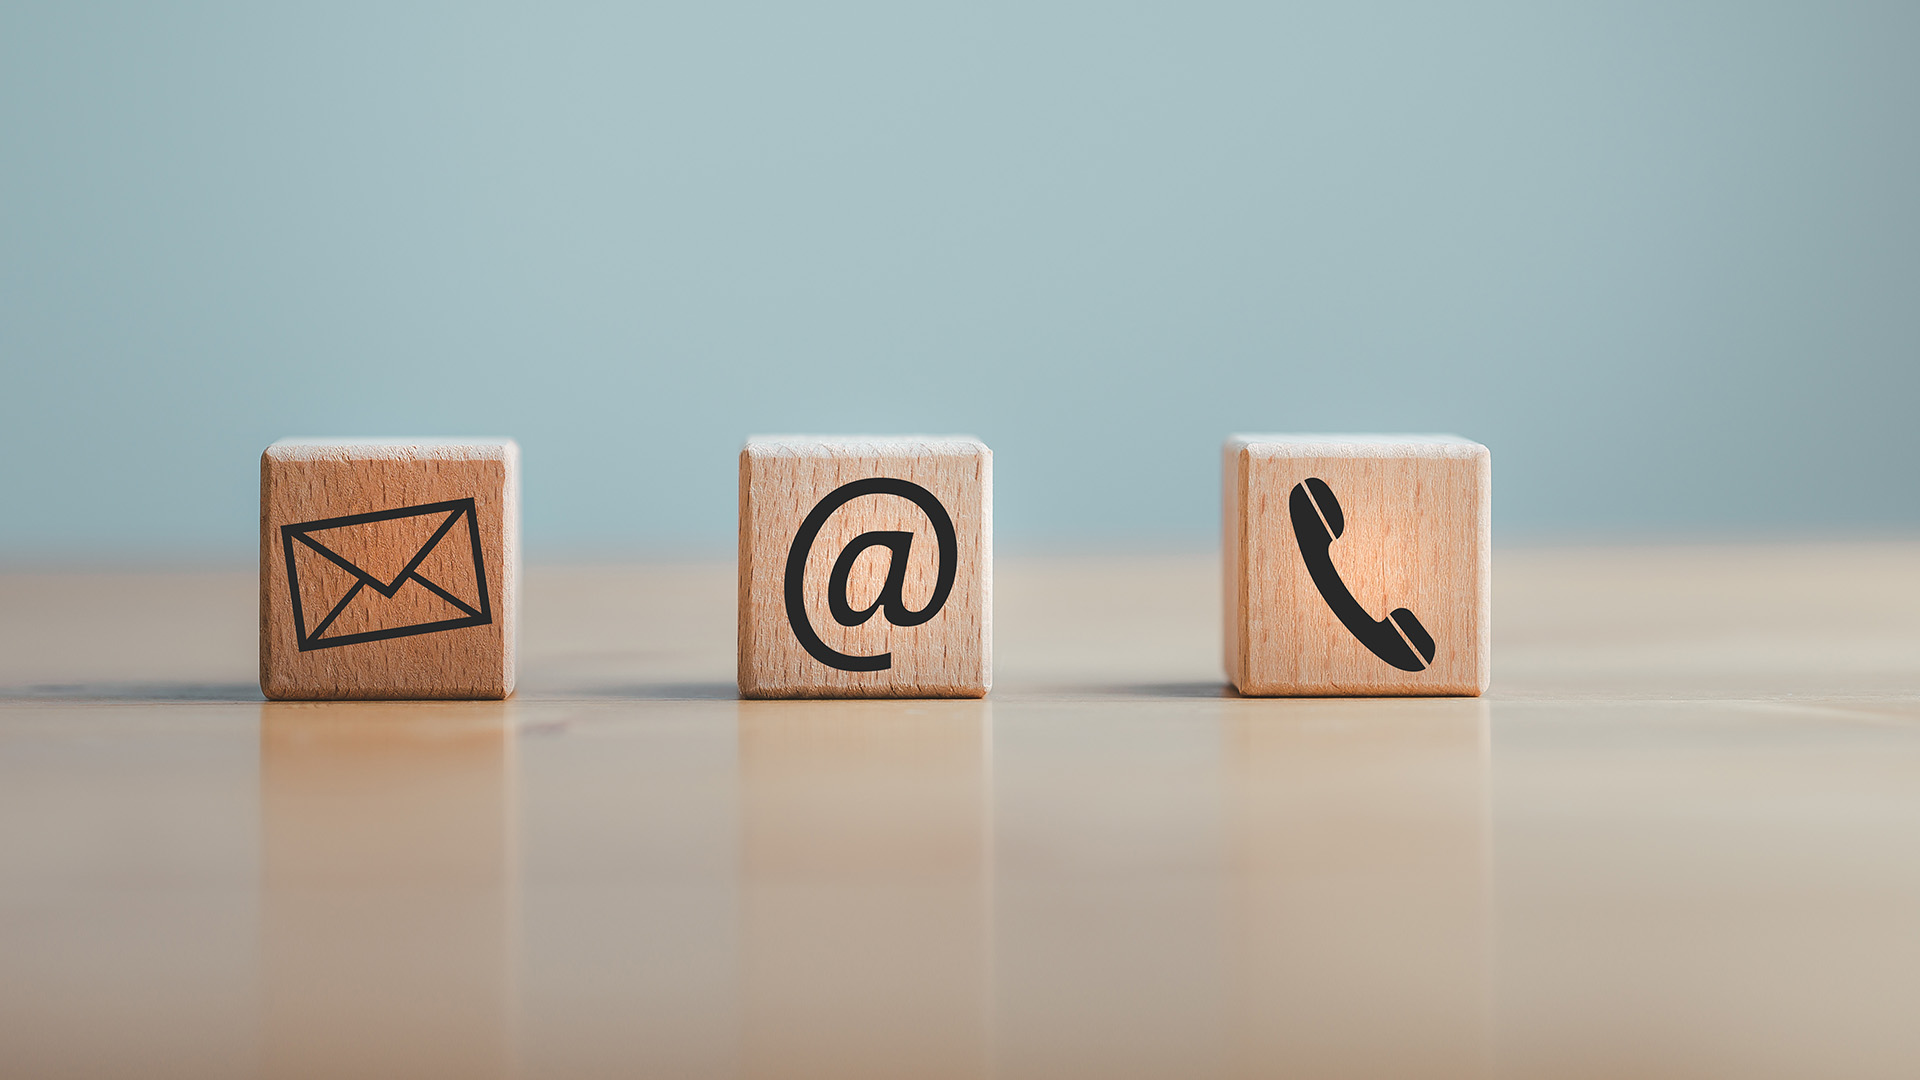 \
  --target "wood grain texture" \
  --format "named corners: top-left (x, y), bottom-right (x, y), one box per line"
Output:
top-left (739, 436), bottom-right (991, 699)
top-left (1224, 435), bottom-right (1489, 696)
top-left (11, 551), bottom-right (1920, 1076)
top-left (260, 438), bottom-right (518, 700)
